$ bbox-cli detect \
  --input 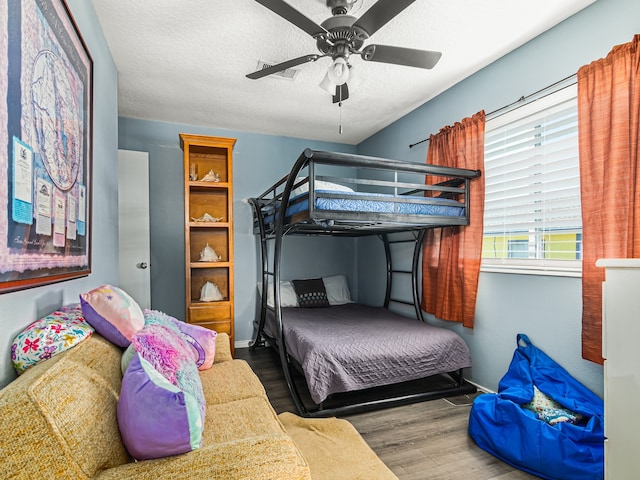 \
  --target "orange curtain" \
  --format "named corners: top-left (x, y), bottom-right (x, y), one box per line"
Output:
top-left (578, 34), bottom-right (640, 364)
top-left (421, 111), bottom-right (485, 328)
